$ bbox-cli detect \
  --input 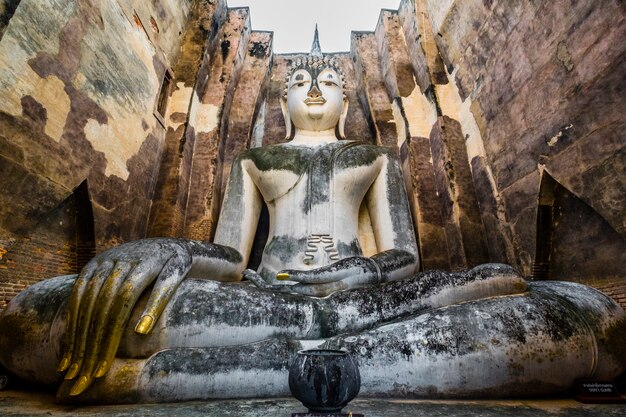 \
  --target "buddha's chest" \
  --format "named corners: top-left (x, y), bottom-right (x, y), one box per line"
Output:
top-left (246, 146), bottom-right (383, 206)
